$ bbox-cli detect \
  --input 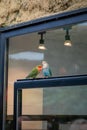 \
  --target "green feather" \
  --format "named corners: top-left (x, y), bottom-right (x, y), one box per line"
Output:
top-left (26, 67), bottom-right (39, 79)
